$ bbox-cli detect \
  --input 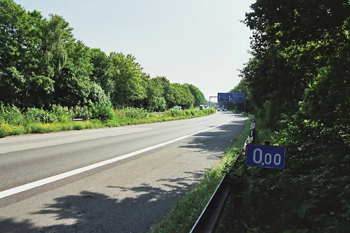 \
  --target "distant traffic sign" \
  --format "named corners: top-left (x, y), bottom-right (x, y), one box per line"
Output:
top-left (218, 93), bottom-right (233, 102)
top-left (232, 93), bottom-right (244, 102)
top-left (246, 145), bottom-right (285, 169)
top-left (218, 93), bottom-right (244, 102)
